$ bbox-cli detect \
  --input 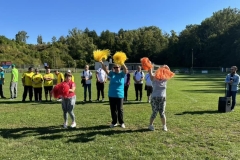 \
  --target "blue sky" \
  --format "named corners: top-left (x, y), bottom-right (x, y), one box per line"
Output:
top-left (1, 0), bottom-right (240, 44)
